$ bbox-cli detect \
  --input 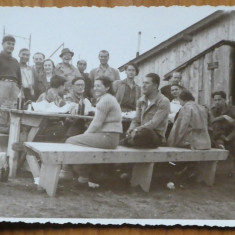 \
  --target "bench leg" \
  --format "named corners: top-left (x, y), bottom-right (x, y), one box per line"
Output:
top-left (197, 161), bottom-right (218, 186)
top-left (26, 154), bottom-right (40, 178)
top-left (130, 163), bottom-right (154, 192)
top-left (39, 163), bottom-right (61, 197)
